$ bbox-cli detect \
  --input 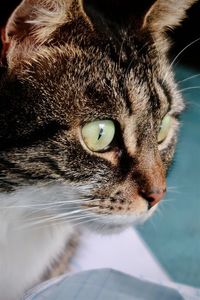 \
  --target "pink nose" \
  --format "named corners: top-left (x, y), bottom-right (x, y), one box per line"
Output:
top-left (141, 188), bottom-right (166, 208)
